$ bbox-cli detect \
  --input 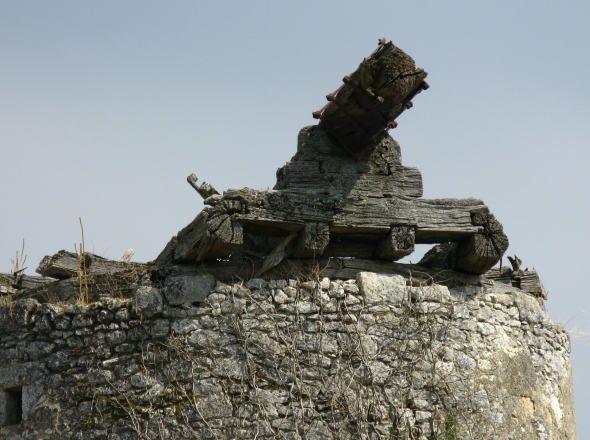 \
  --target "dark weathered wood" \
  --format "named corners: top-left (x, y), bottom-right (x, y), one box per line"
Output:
top-left (173, 210), bottom-right (243, 262)
top-left (254, 232), bottom-right (298, 277)
top-left (454, 213), bottom-right (509, 274)
top-left (418, 242), bottom-right (458, 270)
top-left (155, 48), bottom-right (508, 276)
top-left (520, 270), bottom-right (547, 299)
top-left (231, 189), bottom-right (485, 242)
top-left (187, 173), bottom-right (219, 199)
top-left (153, 236), bottom-right (178, 267)
top-left (163, 165), bottom-right (501, 272)
top-left (275, 126), bottom-right (422, 199)
top-left (1, 272), bottom-right (53, 294)
top-left (192, 213), bottom-right (243, 262)
top-left (294, 222), bottom-right (330, 258)
top-left (419, 213), bottom-right (508, 275)
top-left (484, 267), bottom-right (513, 285)
top-left (508, 255), bottom-right (522, 271)
top-left (483, 267), bottom-right (547, 299)
top-left (314, 41), bottom-right (428, 156)
top-left (36, 250), bottom-right (148, 279)
top-left (10, 269), bottom-right (150, 304)
top-left (375, 226), bottom-right (415, 260)
top-left (164, 186), bottom-right (496, 270)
